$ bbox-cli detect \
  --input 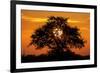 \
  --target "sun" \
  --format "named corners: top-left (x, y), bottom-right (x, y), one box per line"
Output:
top-left (53, 27), bottom-right (63, 39)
